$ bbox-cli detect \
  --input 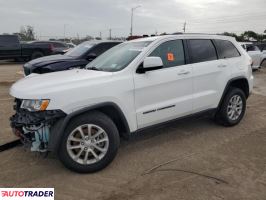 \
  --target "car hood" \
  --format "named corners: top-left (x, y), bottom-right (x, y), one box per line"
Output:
top-left (10, 69), bottom-right (113, 99)
top-left (26, 54), bottom-right (78, 67)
